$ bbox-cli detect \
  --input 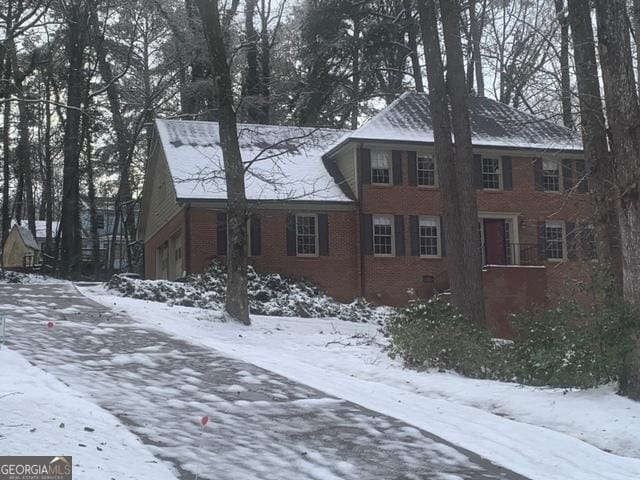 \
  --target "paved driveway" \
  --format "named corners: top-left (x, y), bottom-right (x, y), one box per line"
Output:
top-left (0, 283), bottom-right (528, 480)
